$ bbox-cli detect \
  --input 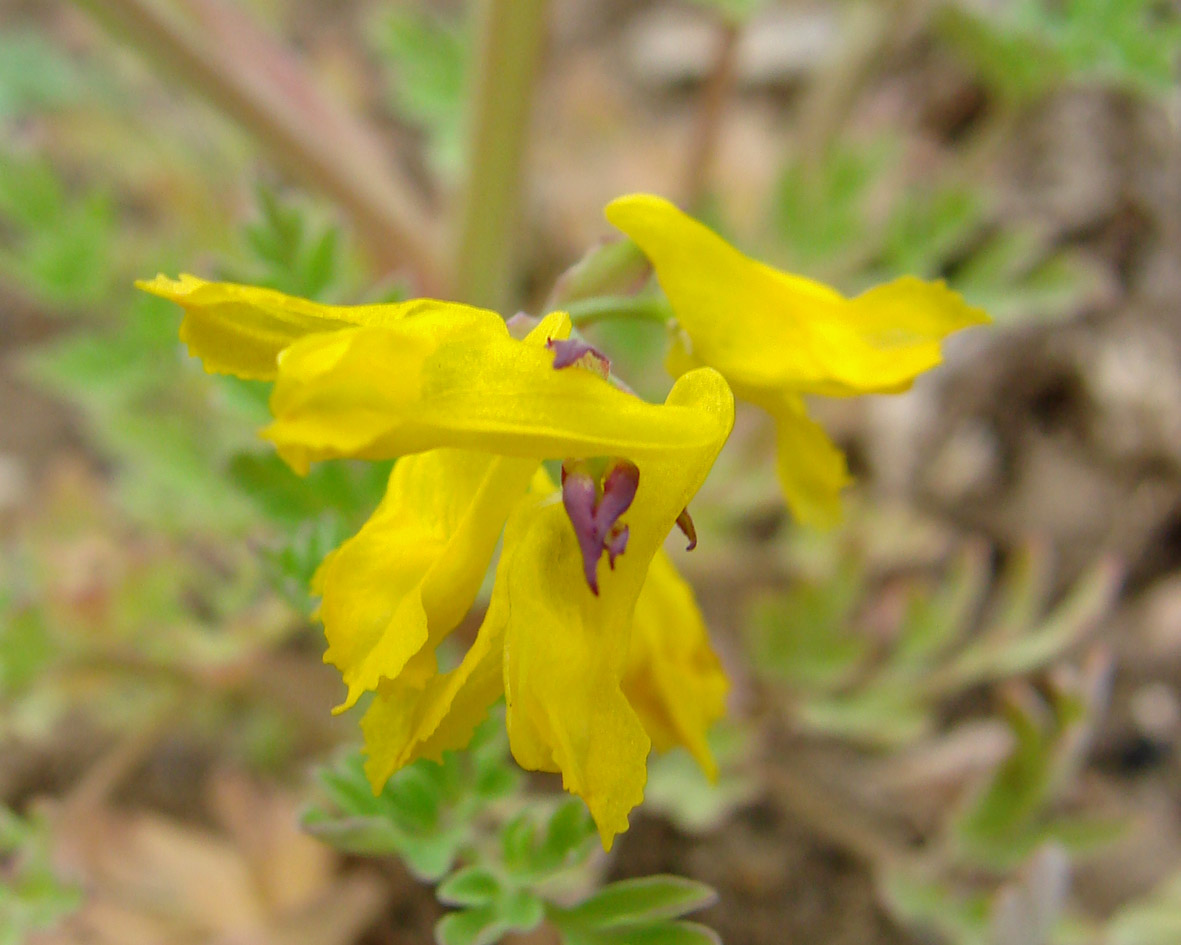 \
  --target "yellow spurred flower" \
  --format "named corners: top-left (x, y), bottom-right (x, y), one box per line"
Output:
top-left (604, 195), bottom-right (990, 527)
top-left (139, 273), bottom-right (734, 848)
